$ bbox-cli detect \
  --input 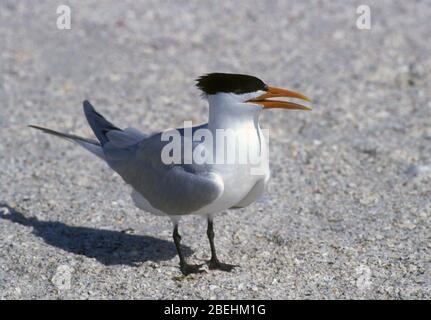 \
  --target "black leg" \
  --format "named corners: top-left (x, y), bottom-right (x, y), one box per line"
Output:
top-left (172, 224), bottom-right (203, 275)
top-left (206, 218), bottom-right (237, 272)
